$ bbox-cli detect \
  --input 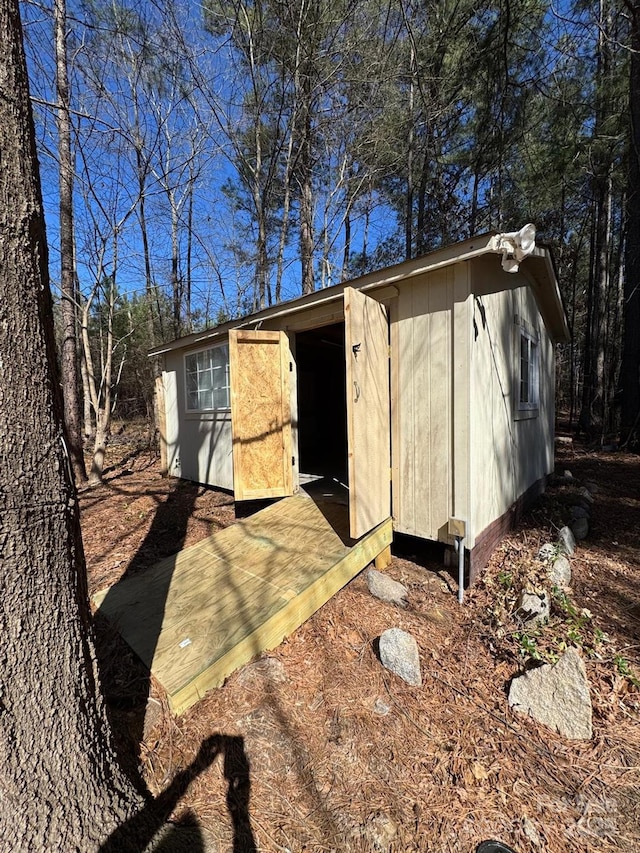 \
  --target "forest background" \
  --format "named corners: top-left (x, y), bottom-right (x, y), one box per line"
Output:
top-left (20, 0), bottom-right (640, 484)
